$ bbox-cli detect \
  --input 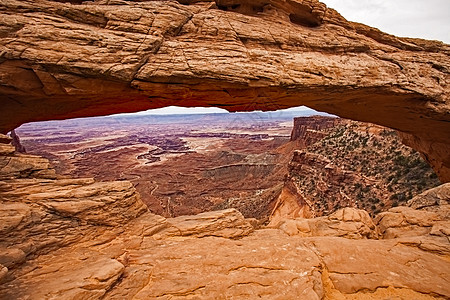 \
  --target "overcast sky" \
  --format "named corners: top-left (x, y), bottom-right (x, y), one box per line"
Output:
top-left (321, 0), bottom-right (450, 44)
